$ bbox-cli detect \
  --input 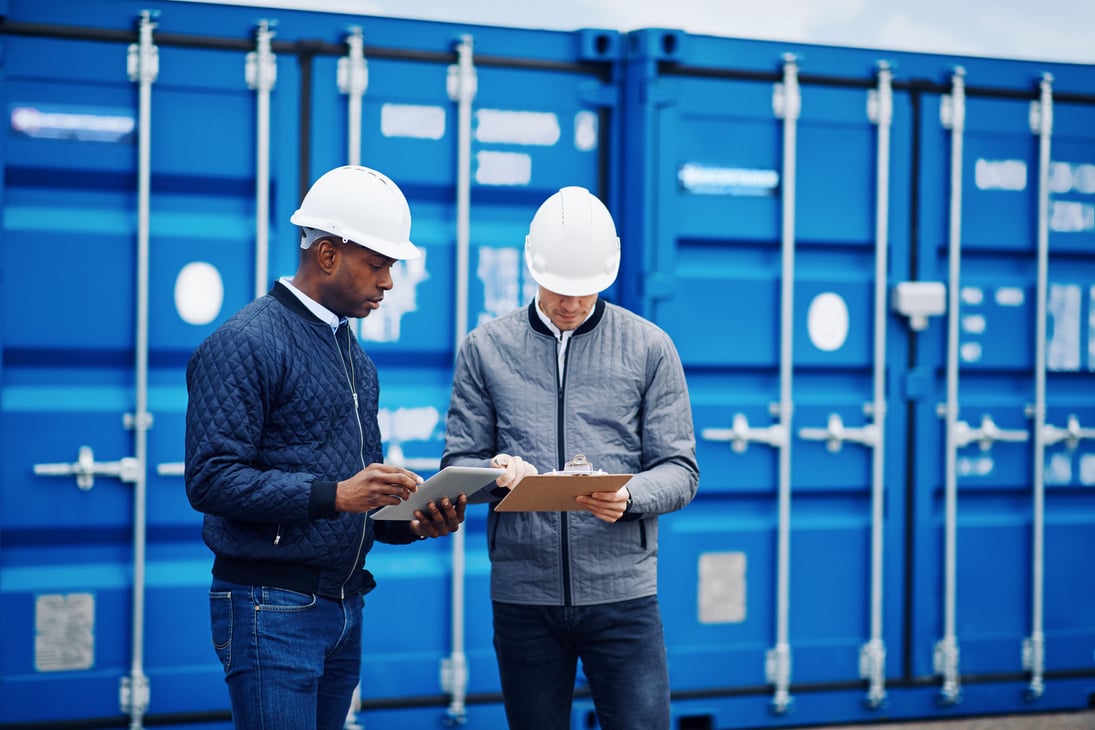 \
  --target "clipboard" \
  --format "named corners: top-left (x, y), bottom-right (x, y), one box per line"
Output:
top-left (494, 454), bottom-right (632, 512)
top-left (370, 466), bottom-right (503, 520)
